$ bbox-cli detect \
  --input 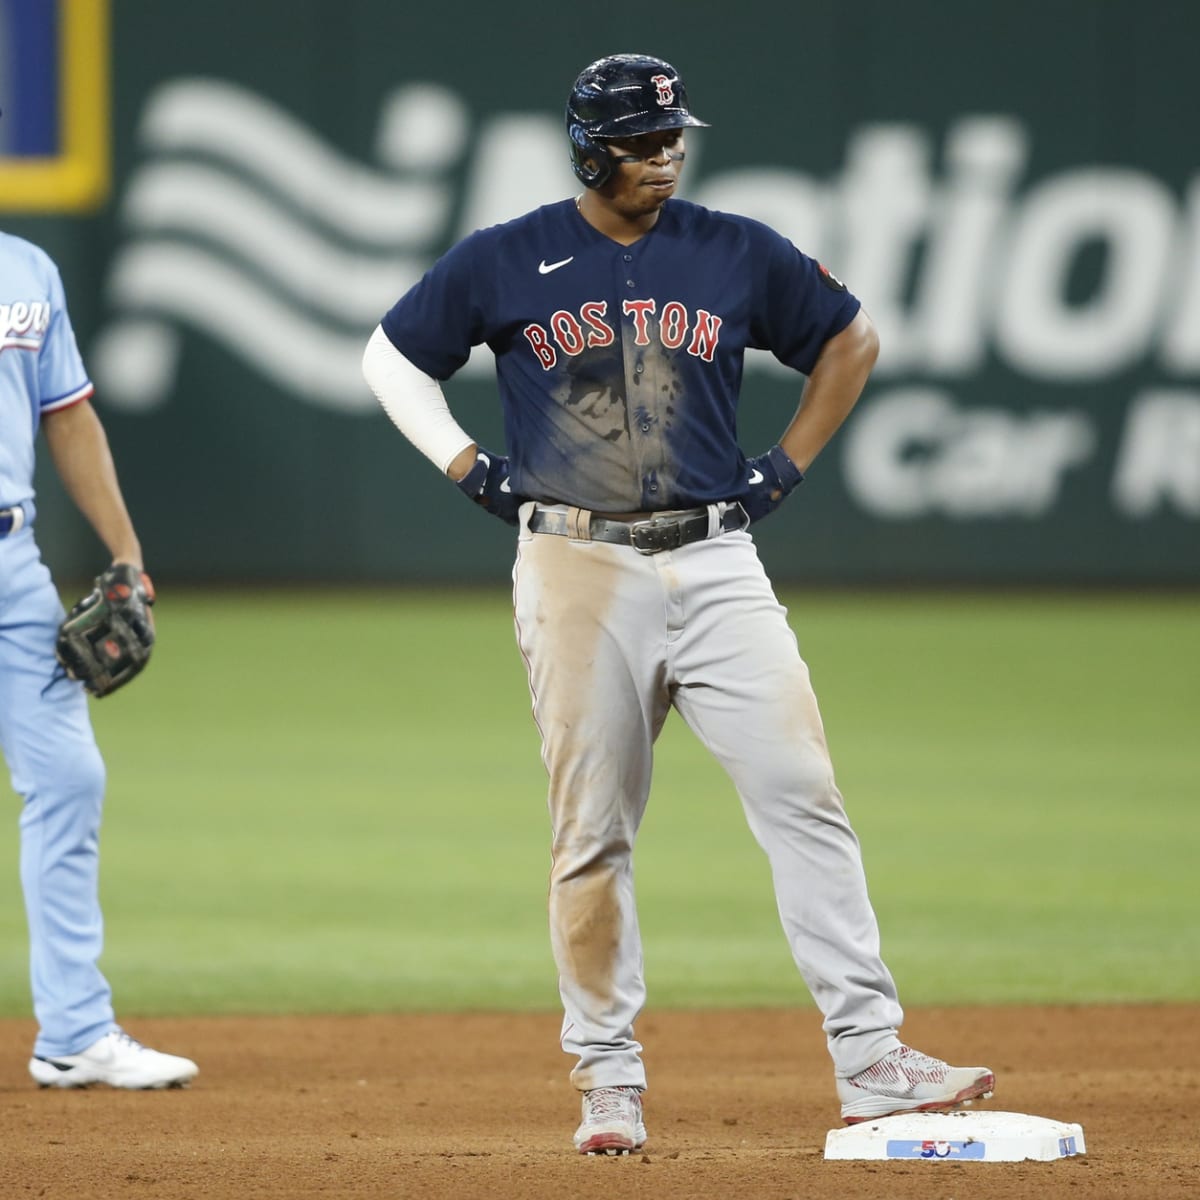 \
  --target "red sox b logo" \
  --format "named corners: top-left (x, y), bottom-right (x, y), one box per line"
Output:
top-left (650, 74), bottom-right (675, 106)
